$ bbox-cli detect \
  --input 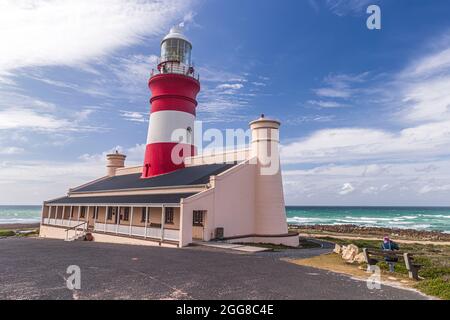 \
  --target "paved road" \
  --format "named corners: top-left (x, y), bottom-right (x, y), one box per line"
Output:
top-left (0, 238), bottom-right (427, 300)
